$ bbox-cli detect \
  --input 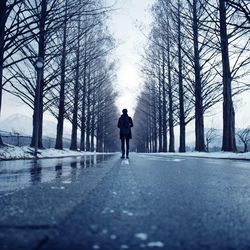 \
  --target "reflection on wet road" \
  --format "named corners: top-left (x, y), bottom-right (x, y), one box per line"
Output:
top-left (0, 154), bottom-right (115, 194)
